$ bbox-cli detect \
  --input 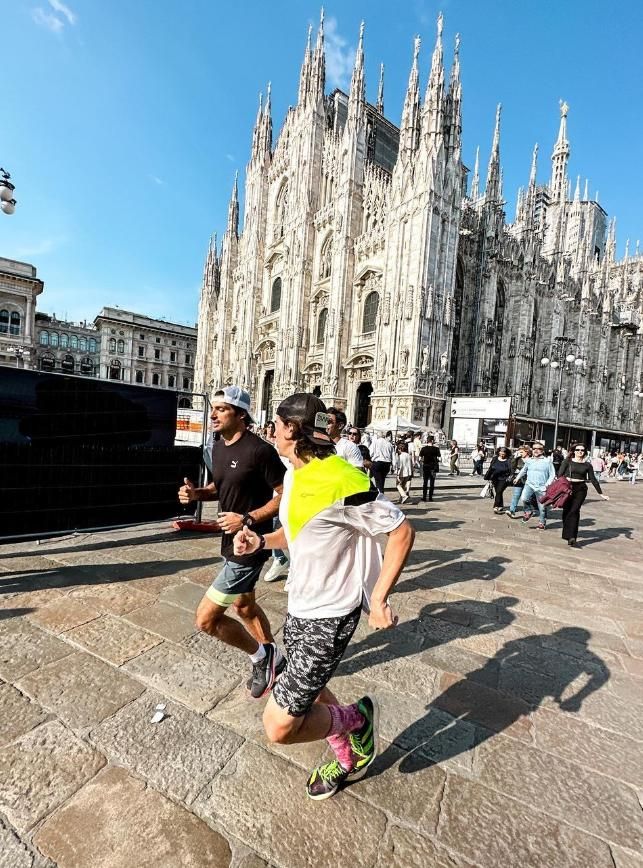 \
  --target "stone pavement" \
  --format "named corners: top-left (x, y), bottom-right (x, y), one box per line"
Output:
top-left (1, 473), bottom-right (642, 868)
